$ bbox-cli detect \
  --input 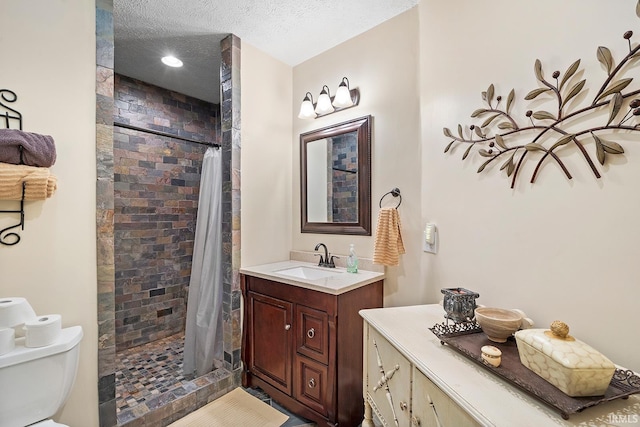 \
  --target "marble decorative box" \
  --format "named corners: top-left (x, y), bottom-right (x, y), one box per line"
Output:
top-left (514, 321), bottom-right (615, 397)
